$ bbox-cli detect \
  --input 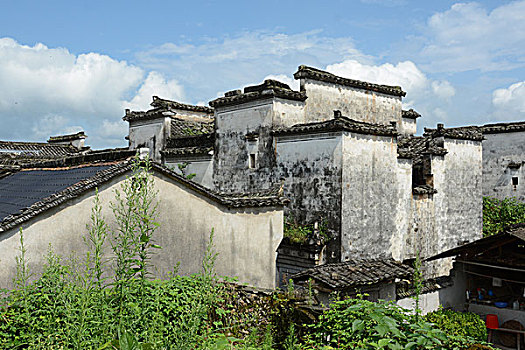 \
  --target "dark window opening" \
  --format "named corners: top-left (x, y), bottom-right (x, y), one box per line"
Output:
top-left (512, 176), bottom-right (519, 186)
top-left (249, 153), bottom-right (257, 169)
